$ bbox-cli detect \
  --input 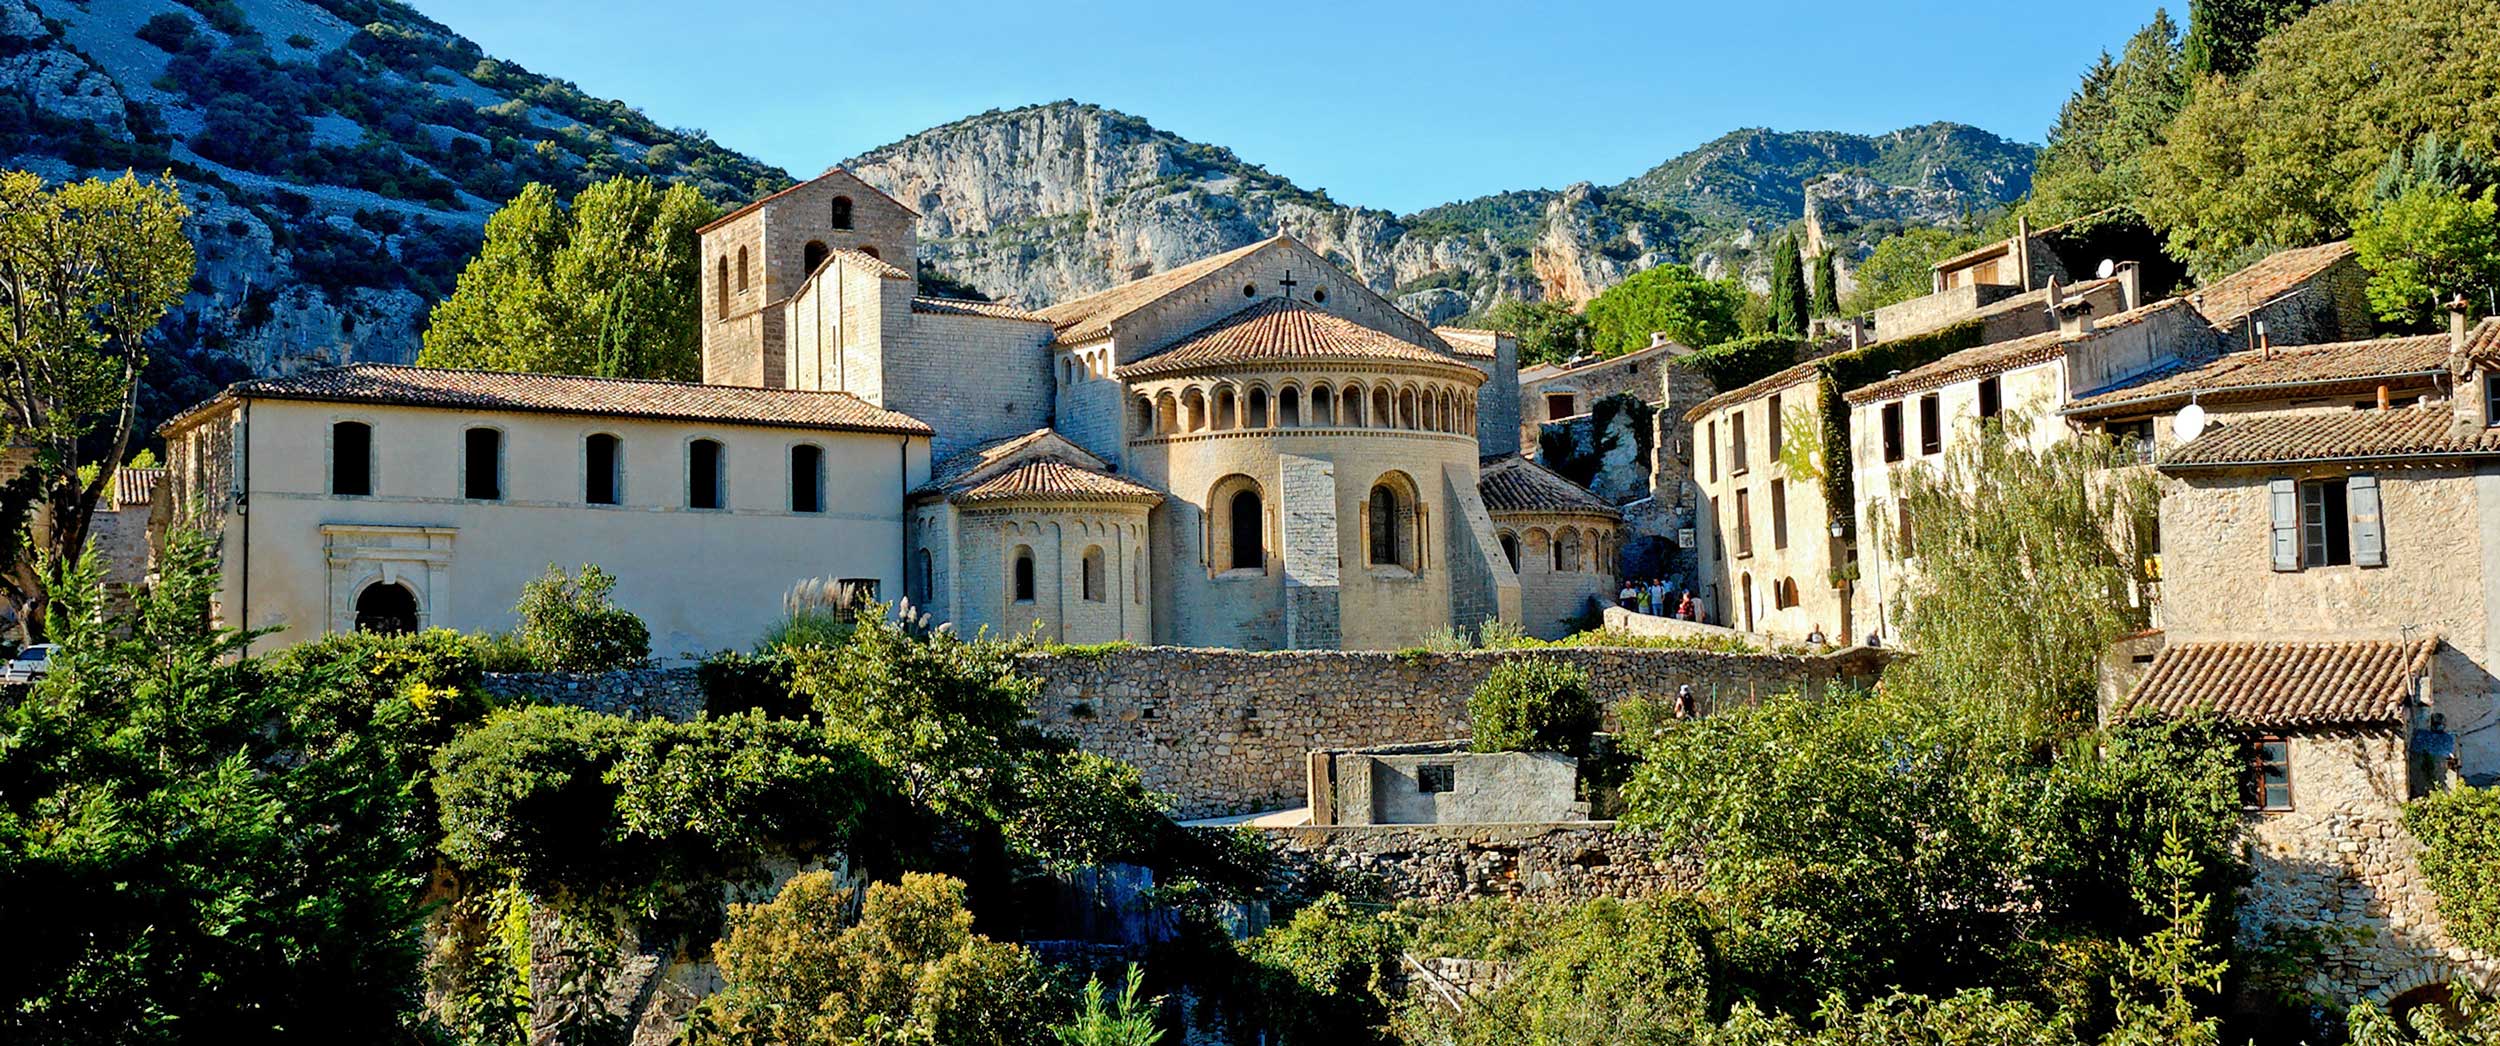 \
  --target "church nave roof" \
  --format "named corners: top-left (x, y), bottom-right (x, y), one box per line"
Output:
top-left (1117, 298), bottom-right (1476, 380)
top-left (163, 363), bottom-right (934, 437)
